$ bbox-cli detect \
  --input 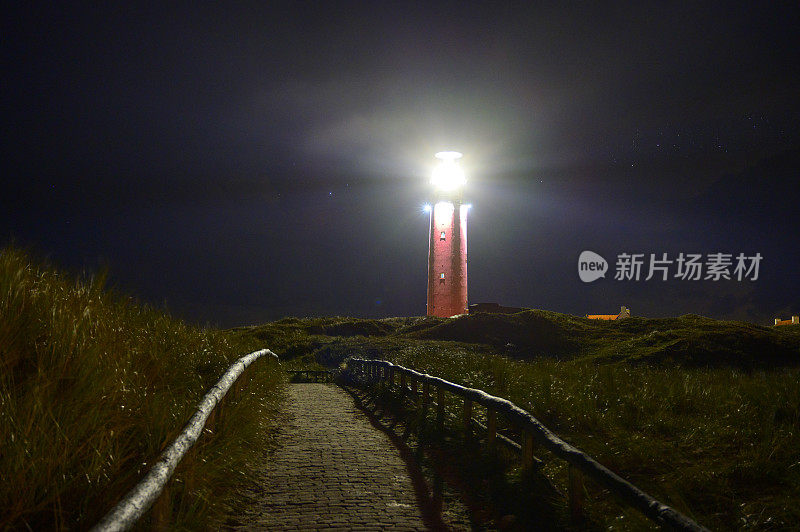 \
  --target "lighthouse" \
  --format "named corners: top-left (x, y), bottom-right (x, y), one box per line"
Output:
top-left (426, 151), bottom-right (469, 317)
